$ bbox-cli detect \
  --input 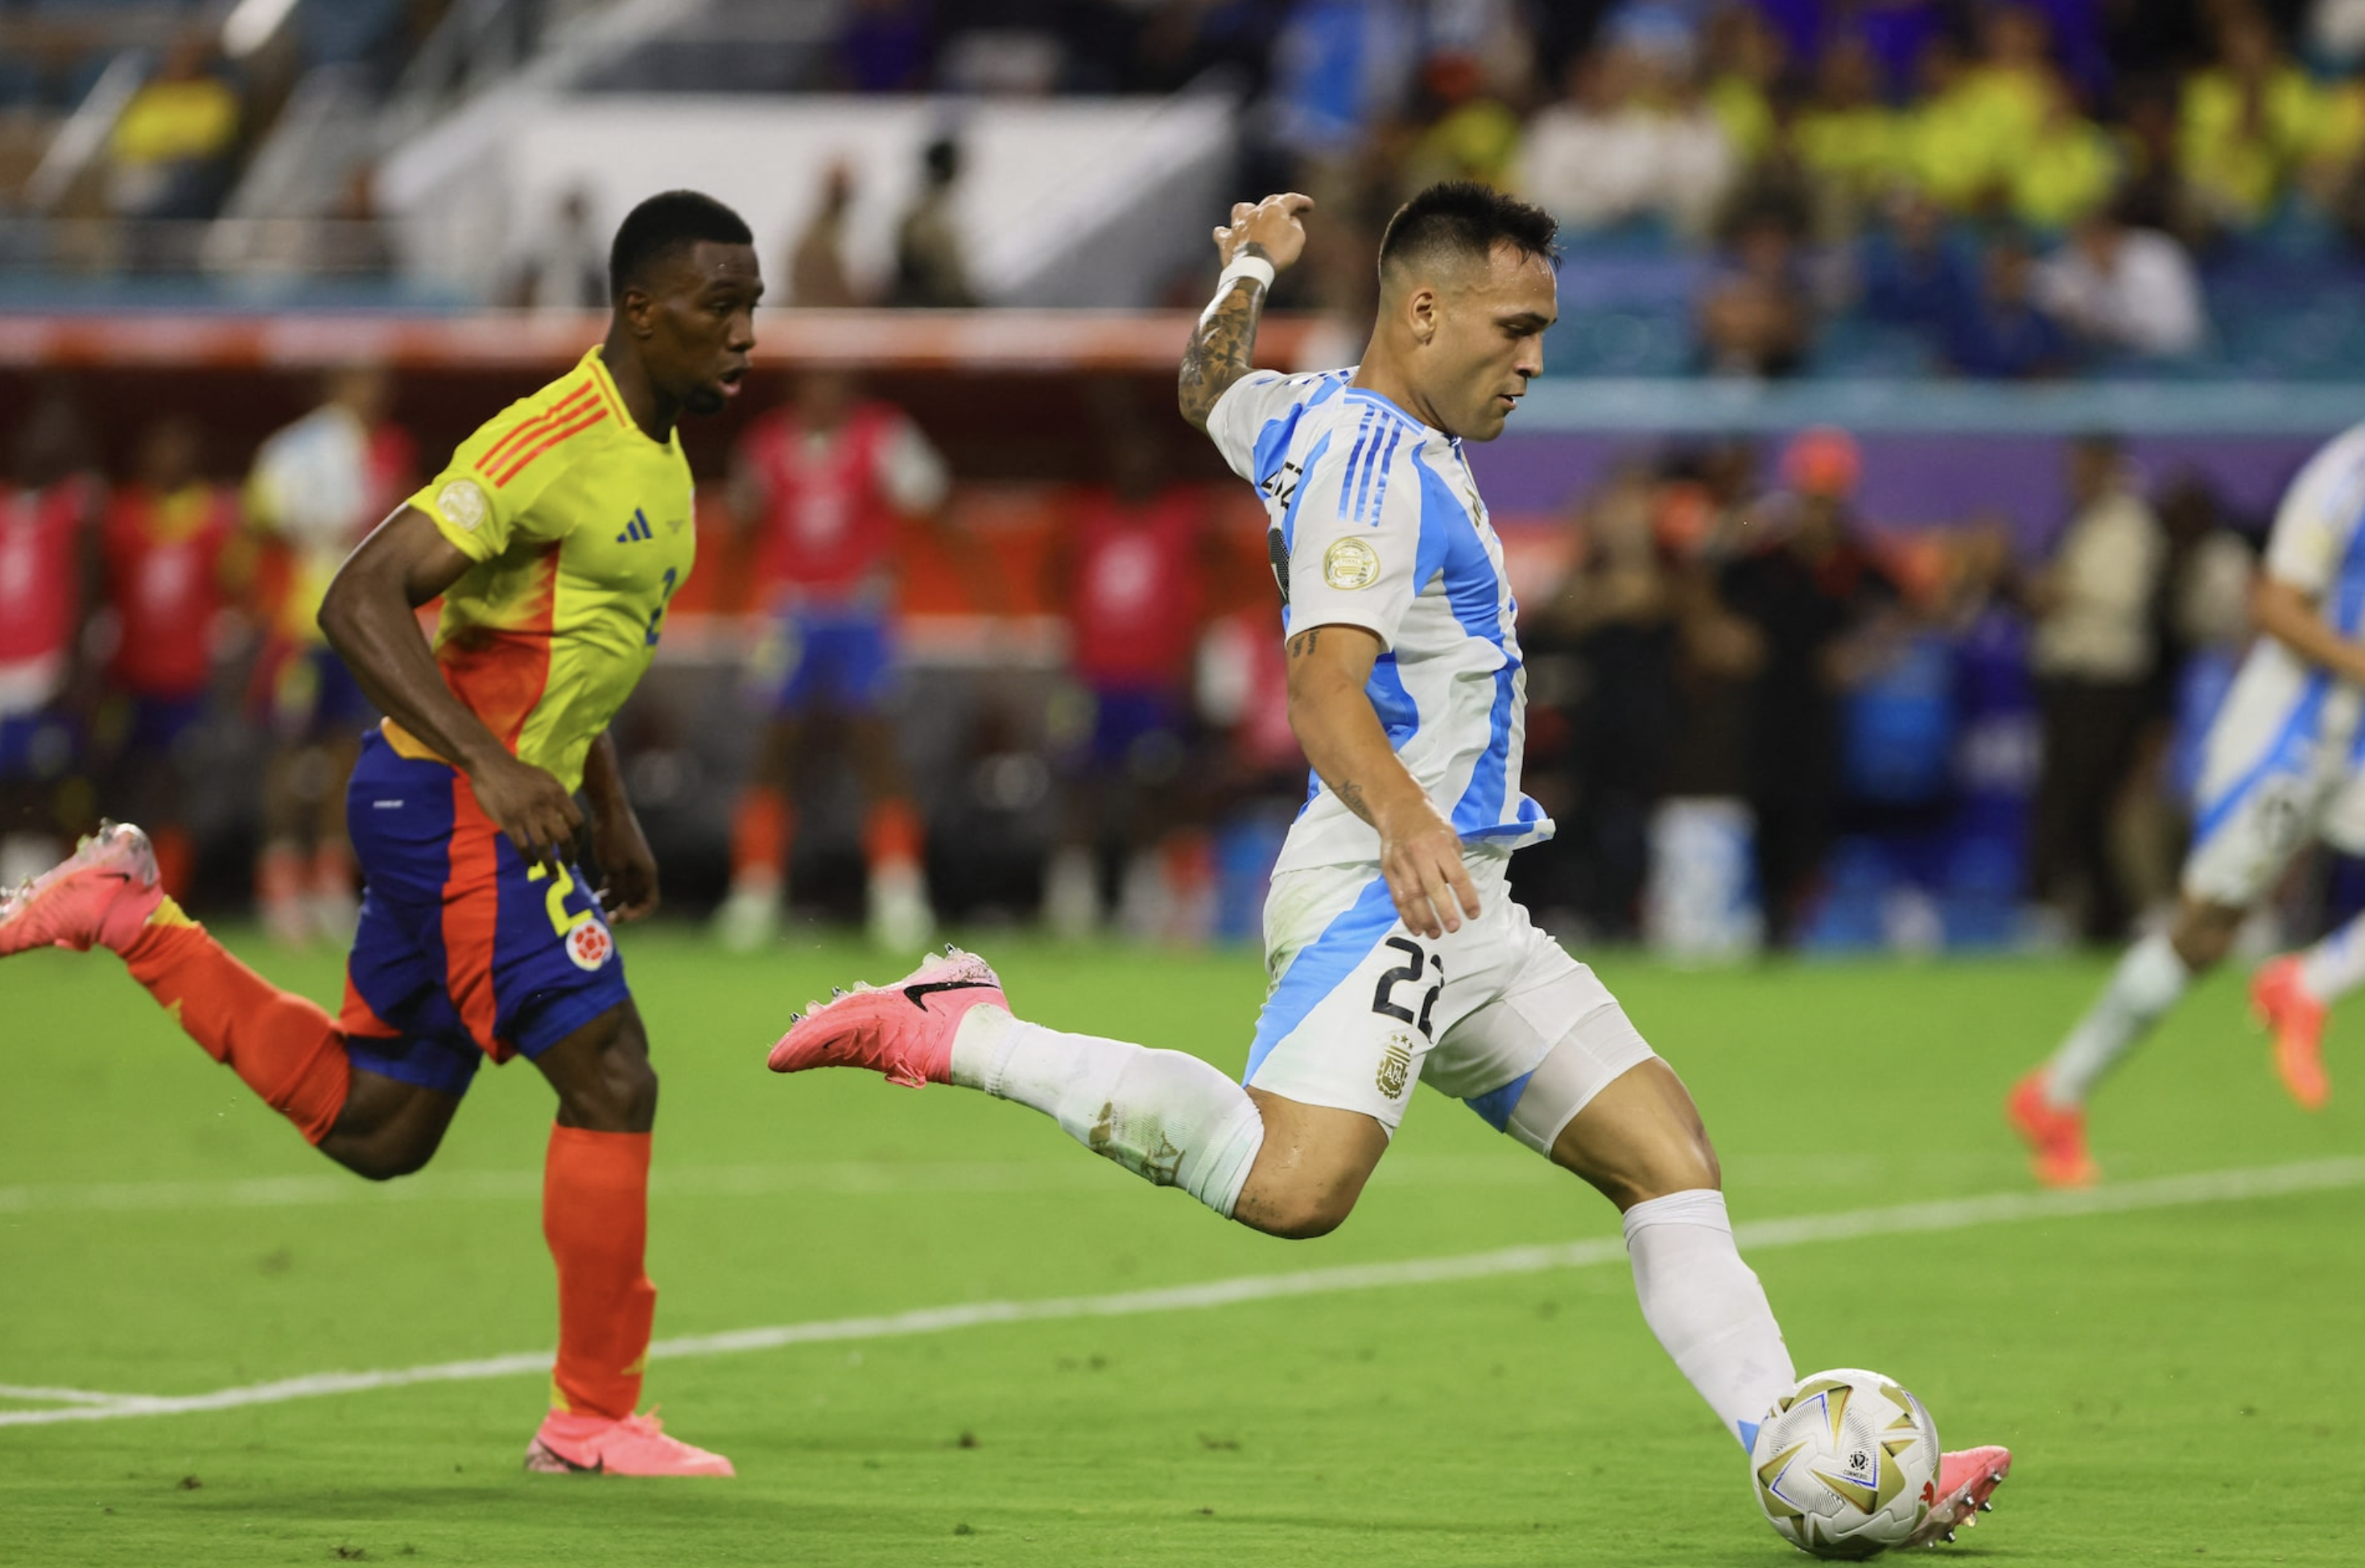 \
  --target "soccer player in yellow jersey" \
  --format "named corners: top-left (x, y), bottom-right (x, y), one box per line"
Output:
top-left (0, 190), bottom-right (760, 1477)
